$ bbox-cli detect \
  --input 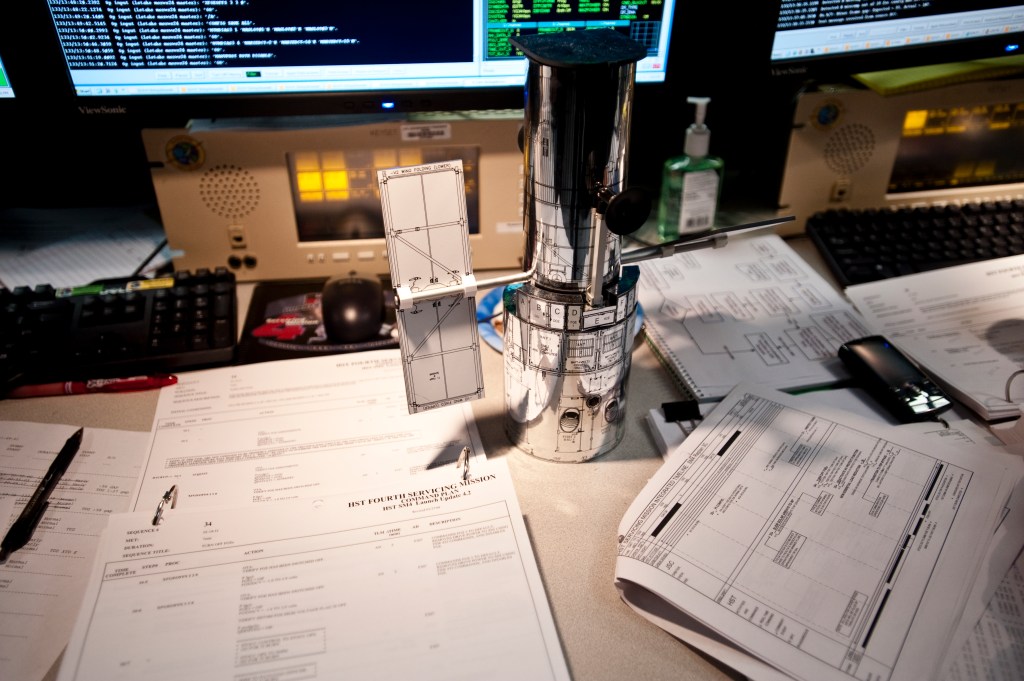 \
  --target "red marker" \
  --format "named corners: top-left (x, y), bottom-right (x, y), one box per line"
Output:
top-left (6, 374), bottom-right (178, 398)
